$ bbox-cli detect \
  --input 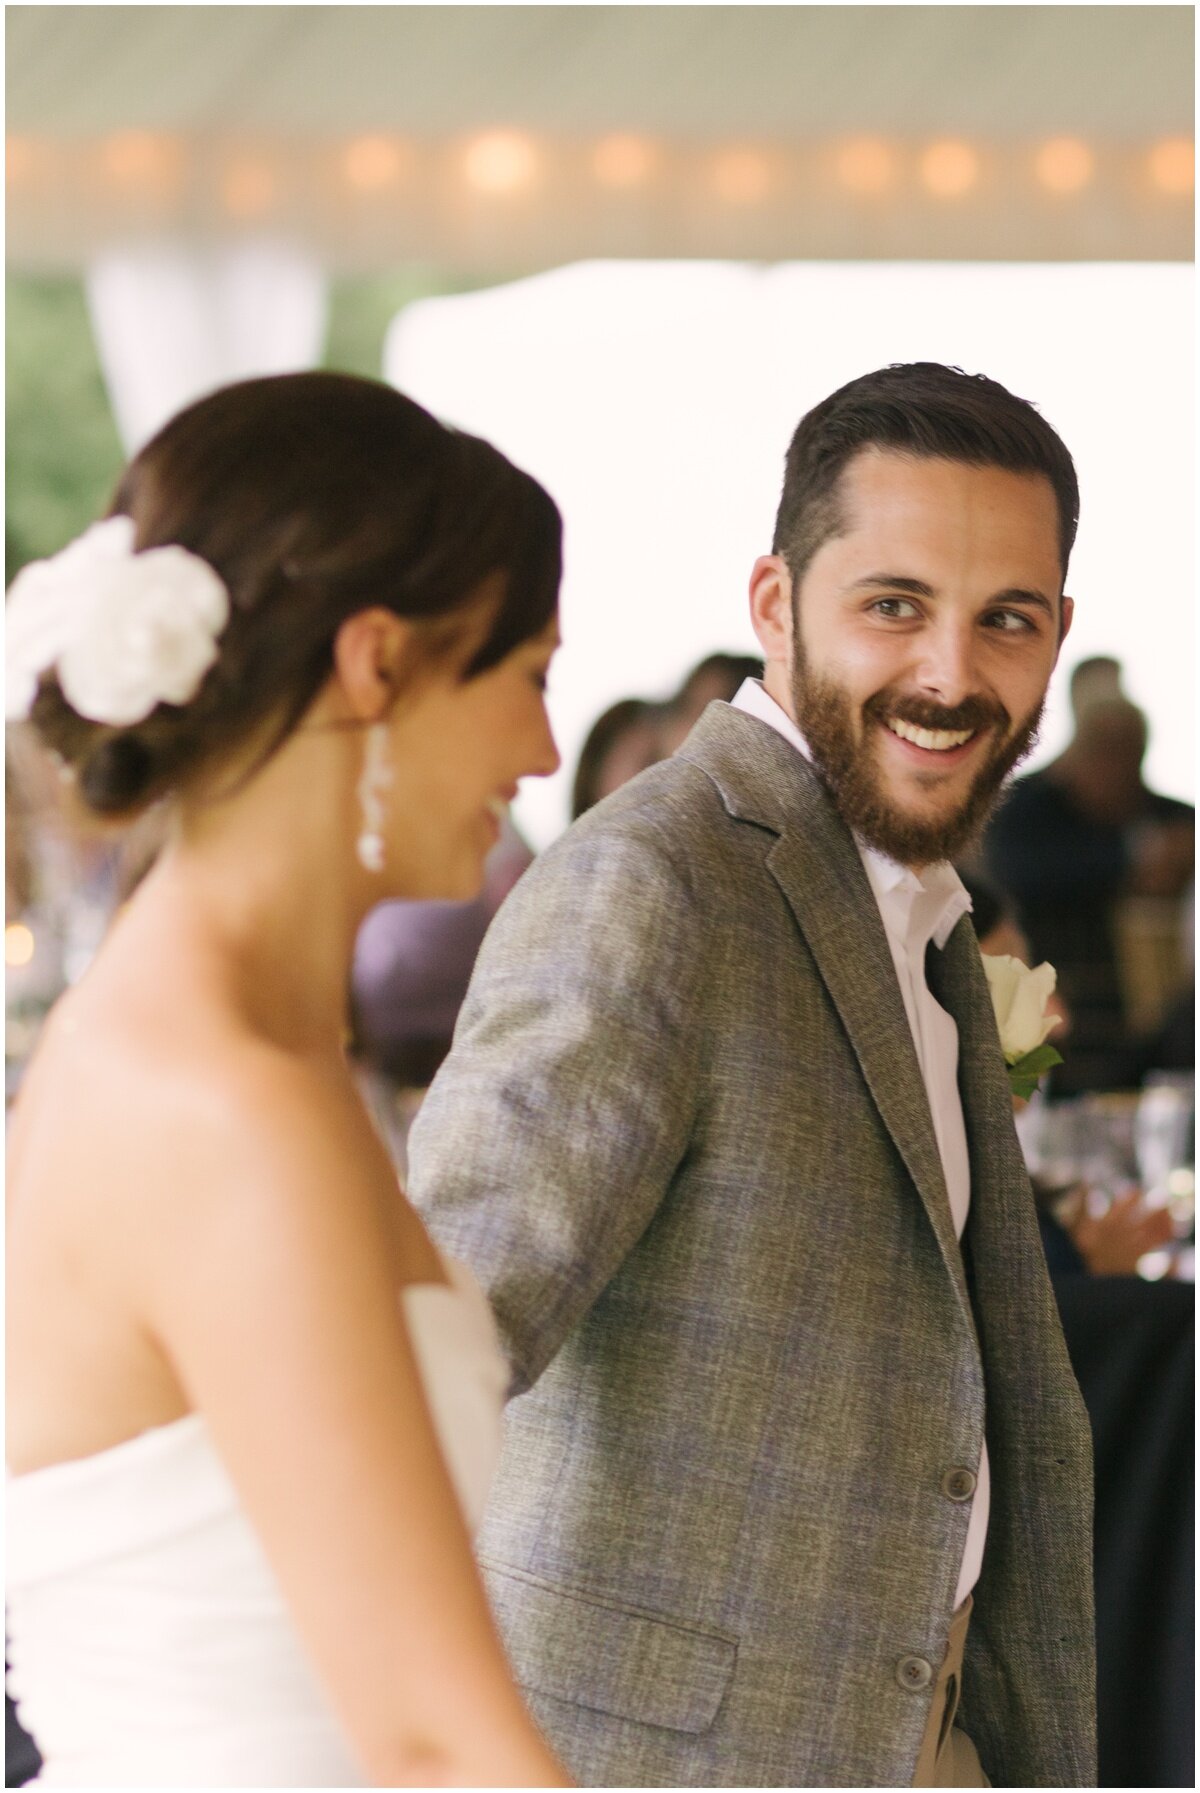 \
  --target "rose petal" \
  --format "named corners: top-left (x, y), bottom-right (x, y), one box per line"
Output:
top-left (982, 953), bottom-right (1020, 1040)
top-left (982, 950), bottom-right (1060, 1059)
top-left (137, 546), bottom-right (230, 633)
